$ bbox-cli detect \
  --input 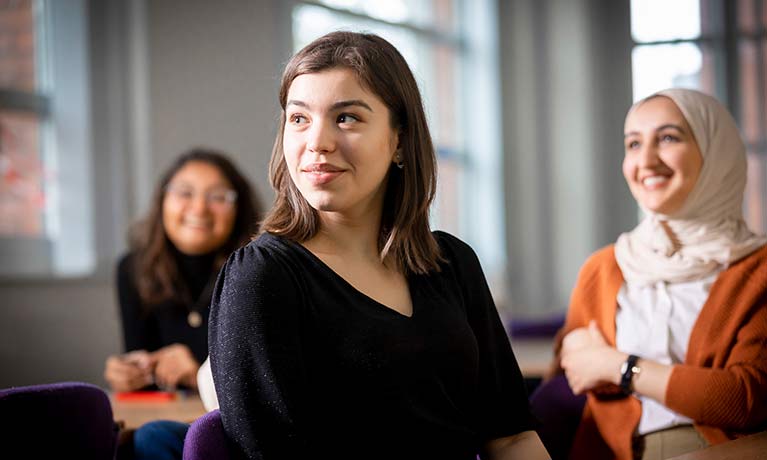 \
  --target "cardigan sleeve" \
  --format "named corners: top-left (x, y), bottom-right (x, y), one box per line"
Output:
top-left (208, 243), bottom-right (310, 460)
top-left (550, 246), bottom-right (619, 375)
top-left (665, 294), bottom-right (767, 430)
top-left (435, 232), bottom-right (536, 442)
